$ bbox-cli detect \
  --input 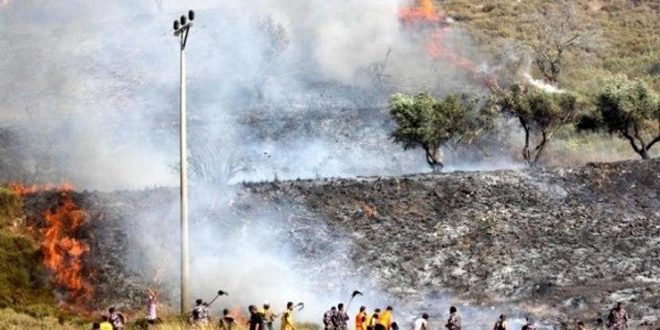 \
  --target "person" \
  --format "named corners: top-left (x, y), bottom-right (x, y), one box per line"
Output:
top-left (99, 316), bottom-right (113, 330)
top-left (281, 302), bottom-right (296, 330)
top-left (146, 289), bottom-right (158, 326)
top-left (366, 309), bottom-right (381, 330)
top-left (414, 313), bottom-right (429, 330)
top-left (261, 302), bottom-right (277, 330)
top-left (220, 308), bottom-right (237, 330)
top-left (324, 306), bottom-right (337, 330)
top-left (356, 306), bottom-right (368, 330)
top-left (445, 306), bottom-right (461, 330)
top-left (521, 317), bottom-right (537, 330)
top-left (250, 305), bottom-right (265, 330)
top-left (334, 303), bottom-right (350, 330)
top-left (607, 302), bottom-right (628, 330)
top-left (577, 321), bottom-right (587, 330)
top-left (190, 299), bottom-right (209, 325)
top-left (378, 306), bottom-right (393, 330)
top-left (493, 314), bottom-right (508, 330)
top-left (108, 307), bottom-right (125, 330)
